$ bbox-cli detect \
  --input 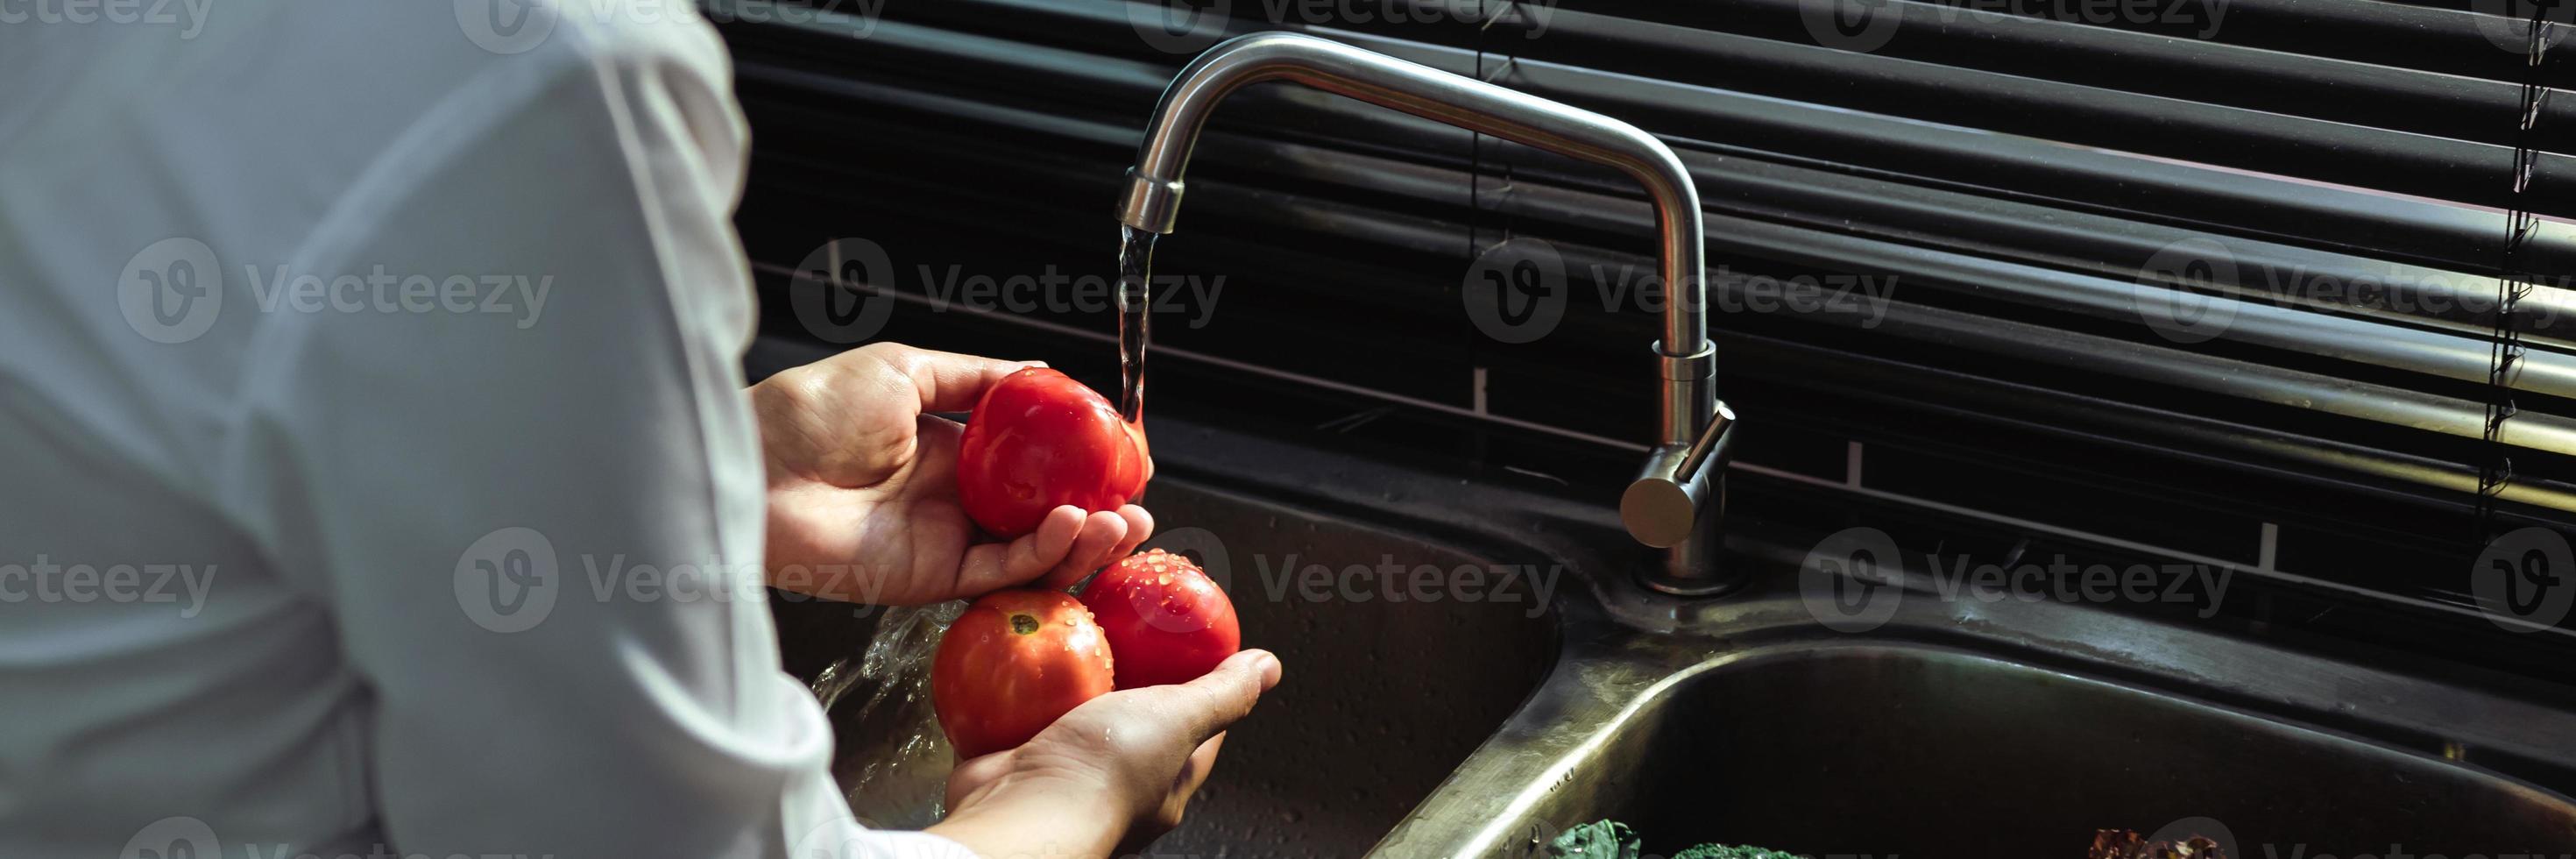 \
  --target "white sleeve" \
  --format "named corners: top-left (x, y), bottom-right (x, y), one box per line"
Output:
top-left (215, 16), bottom-right (976, 859)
